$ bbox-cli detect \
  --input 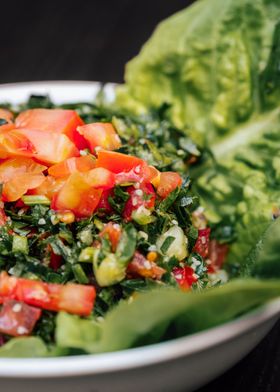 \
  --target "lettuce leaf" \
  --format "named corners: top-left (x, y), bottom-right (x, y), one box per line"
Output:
top-left (244, 217), bottom-right (280, 279)
top-left (54, 279), bottom-right (280, 354)
top-left (0, 337), bottom-right (48, 358)
top-left (117, 0), bottom-right (280, 145)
